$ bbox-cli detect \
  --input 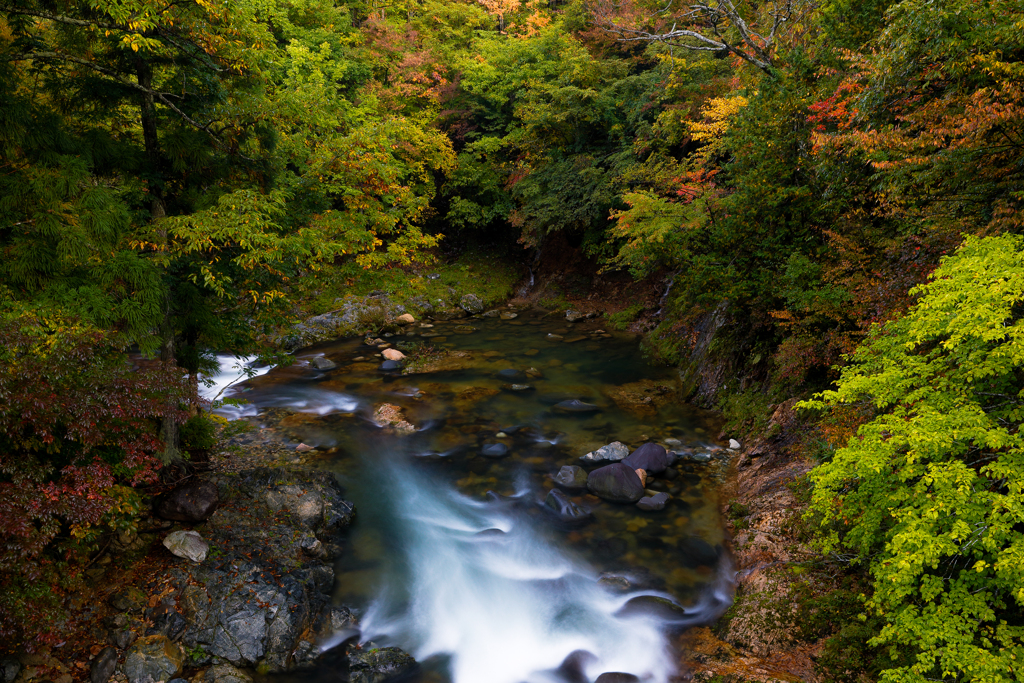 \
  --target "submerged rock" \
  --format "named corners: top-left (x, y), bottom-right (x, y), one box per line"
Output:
top-left (163, 530), bottom-right (208, 563)
top-left (310, 356), bottom-right (337, 371)
top-left (622, 443), bottom-right (670, 474)
top-left (155, 480), bottom-right (220, 523)
top-left (124, 636), bottom-right (183, 683)
top-left (496, 368), bottom-right (526, 381)
top-left (579, 441), bottom-right (629, 464)
top-left (553, 465), bottom-right (588, 491)
top-left (480, 443), bottom-right (509, 458)
top-left (379, 359), bottom-right (402, 372)
top-left (586, 463), bottom-right (645, 503)
top-left (348, 645), bottom-right (417, 683)
top-left (554, 399), bottom-right (600, 413)
top-left (595, 673), bottom-right (640, 683)
top-left (543, 489), bottom-right (592, 525)
top-left (637, 492), bottom-right (670, 512)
